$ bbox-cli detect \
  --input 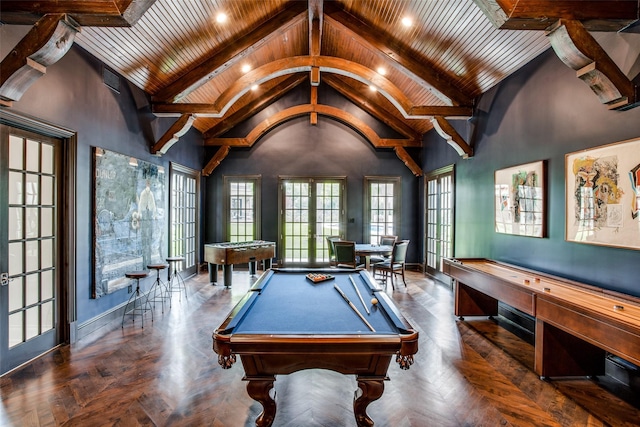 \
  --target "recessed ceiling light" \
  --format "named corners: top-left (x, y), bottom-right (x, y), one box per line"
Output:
top-left (401, 16), bottom-right (412, 27)
top-left (241, 64), bottom-right (251, 73)
top-left (216, 12), bottom-right (228, 23)
top-left (251, 84), bottom-right (259, 91)
top-left (377, 67), bottom-right (386, 76)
